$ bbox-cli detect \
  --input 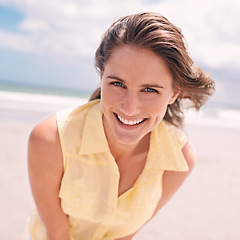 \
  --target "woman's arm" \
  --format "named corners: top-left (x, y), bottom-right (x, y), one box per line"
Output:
top-left (28, 115), bottom-right (70, 240)
top-left (153, 141), bottom-right (196, 214)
